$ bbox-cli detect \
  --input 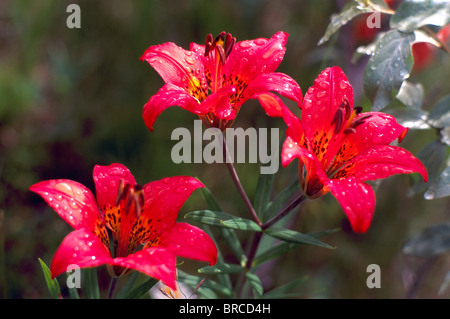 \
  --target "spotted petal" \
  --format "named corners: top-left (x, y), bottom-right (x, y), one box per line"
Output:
top-left (50, 228), bottom-right (113, 278)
